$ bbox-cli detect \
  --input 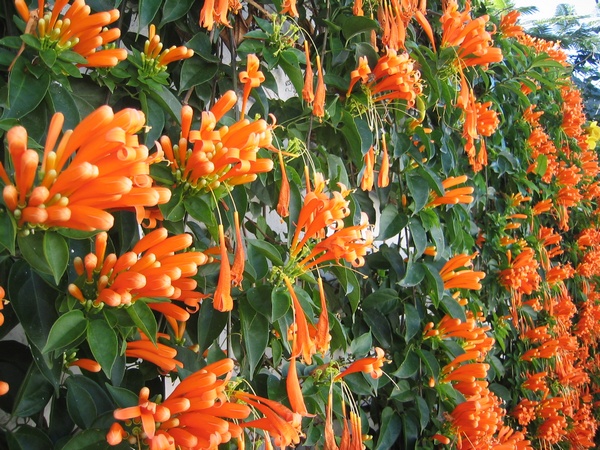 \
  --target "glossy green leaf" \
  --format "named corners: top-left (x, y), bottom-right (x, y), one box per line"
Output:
top-left (374, 407), bottom-right (402, 450)
top-left (9, 261), bottom-right (58, 350)
top-left (185, 32), bottom-right (219, 62)
top-left (140, 92), bottom-right (165, 148)
top-left (363, 308), bottom-right (392, 348)
top-left (138, 0), bottom-right (162, 32)
top-left (87, 319), bottom-right (118, 378)
top-left (271, 286), bottom-right (291, 322)
top-left (416, 348), bottom-right (440, 381)
top-left (43, 231), bottom-right (69, 284)
top-left (180, 58), bottom-right (219, 91)
top-left (184, 195), bottom-right (217, 228)
top-left (3, 58), bottom-right (50, 119)
top-left (239, 297), bottom-right (269, 378)
top-left (65, 376), bottom-right (113, 429)
top-left (60, 428), bottom-right (122, 450)
top-left (126, 301), bottom-right (158, 345)
top-left (338, 15), bottom-right (379, 42)
top-left (392, 350), bottom-right (420, 379)
top-left (105, 383), bottom-right (139, 408)
top-left (408, 218), bottom-right (427, 257)
top-left (246, 239), bottom-right (284, 266)
top-left (406, 173), bottom-right (430, 214)
top-left (362, 289), bottom-right (399, 315)
top-left (6, 425), bottom-right (53, 450)
top-left (147, 85), bottom-right (182, 122)
top-left (160, 0), bottom-right (194, 25)
top-left (404, 303), bottom-right (421, 342)
top-left (377, 204), bottom-right (406, 241)
top-left (17, 233), bottom-right (53, 275)
top-left (441, 294), bottom-right (467, 321)
top-left (47, 81), bottom-right (81, 130)
top-left (402, 414), bottom-right (418, 450)
top-left (327, 264), bottom-right (361, 313)
top-left (159, 185), bottom-right (185, 222)
top-left (399, 261), bottom-right (424, 287)
top-left (0, 210), bottom-right (16, 254)
top-left (12, 363), bottom-right (54, 417)
top-left (196, 299), bottom-right (228, 354)
top-left (43, 310), bottom-right (87, 354)
top-left (423, 263), bottom-right (445, 307)
top-left (278, 48), bottom-right (304, 96)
